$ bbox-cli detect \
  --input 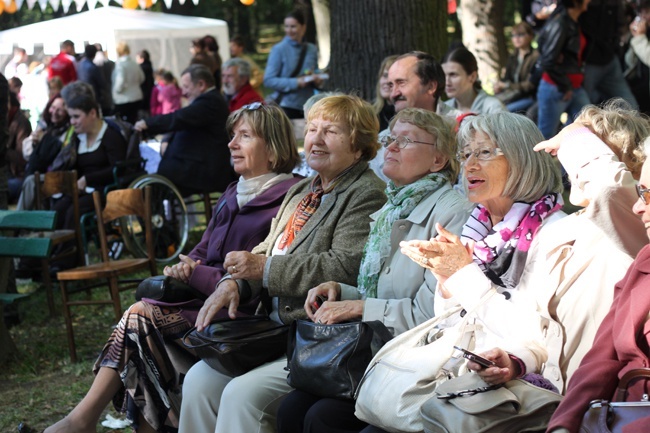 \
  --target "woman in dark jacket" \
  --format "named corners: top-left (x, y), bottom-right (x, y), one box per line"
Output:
top-left (536, 0), bottom-right (591, 139)
top-left (494, 22), bottom-right (540, 113)
top-left (43, 103), bottom-right (302, 433)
